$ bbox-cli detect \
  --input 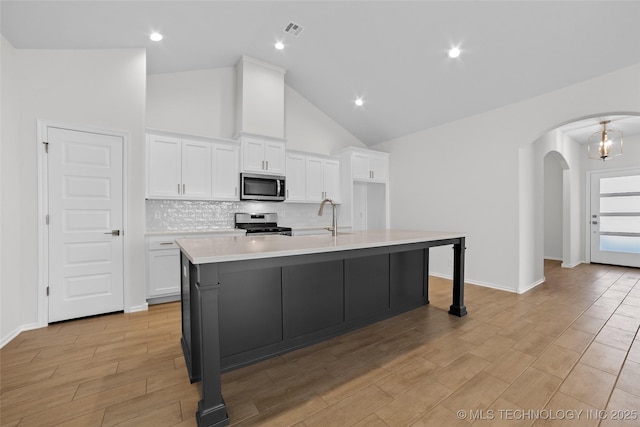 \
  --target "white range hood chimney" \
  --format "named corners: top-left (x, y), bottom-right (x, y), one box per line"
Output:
top-left (235, 55), bottom-right (286, 140)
